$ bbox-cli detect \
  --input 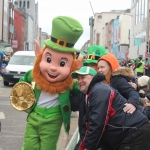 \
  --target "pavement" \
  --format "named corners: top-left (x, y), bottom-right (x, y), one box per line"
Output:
top-left (57, 112), bottom-right (78, 150)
